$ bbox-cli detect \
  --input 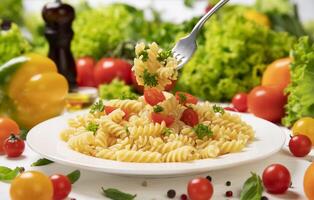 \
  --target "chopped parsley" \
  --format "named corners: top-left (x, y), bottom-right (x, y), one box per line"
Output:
top-left (143, 69), bottom-right (158, 87)
top-left (157, 49), bottom-right (173, 62)
top-left (86, 122), bottom-right (99, 134)
top-left (90, 100), bottom-right (105, 113)
top-left (153, 105), bottom-right (164, 113)
top-left (178, 92), bottom-right (187, 104)
top-left (138, 50), bottom-right (148, 61)
top-left (194, 124), bottom-right (213, 139)
top-left (213, 104), bottom-right (225, 115)
top-left (162, 128), bottom-right (173, 136)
